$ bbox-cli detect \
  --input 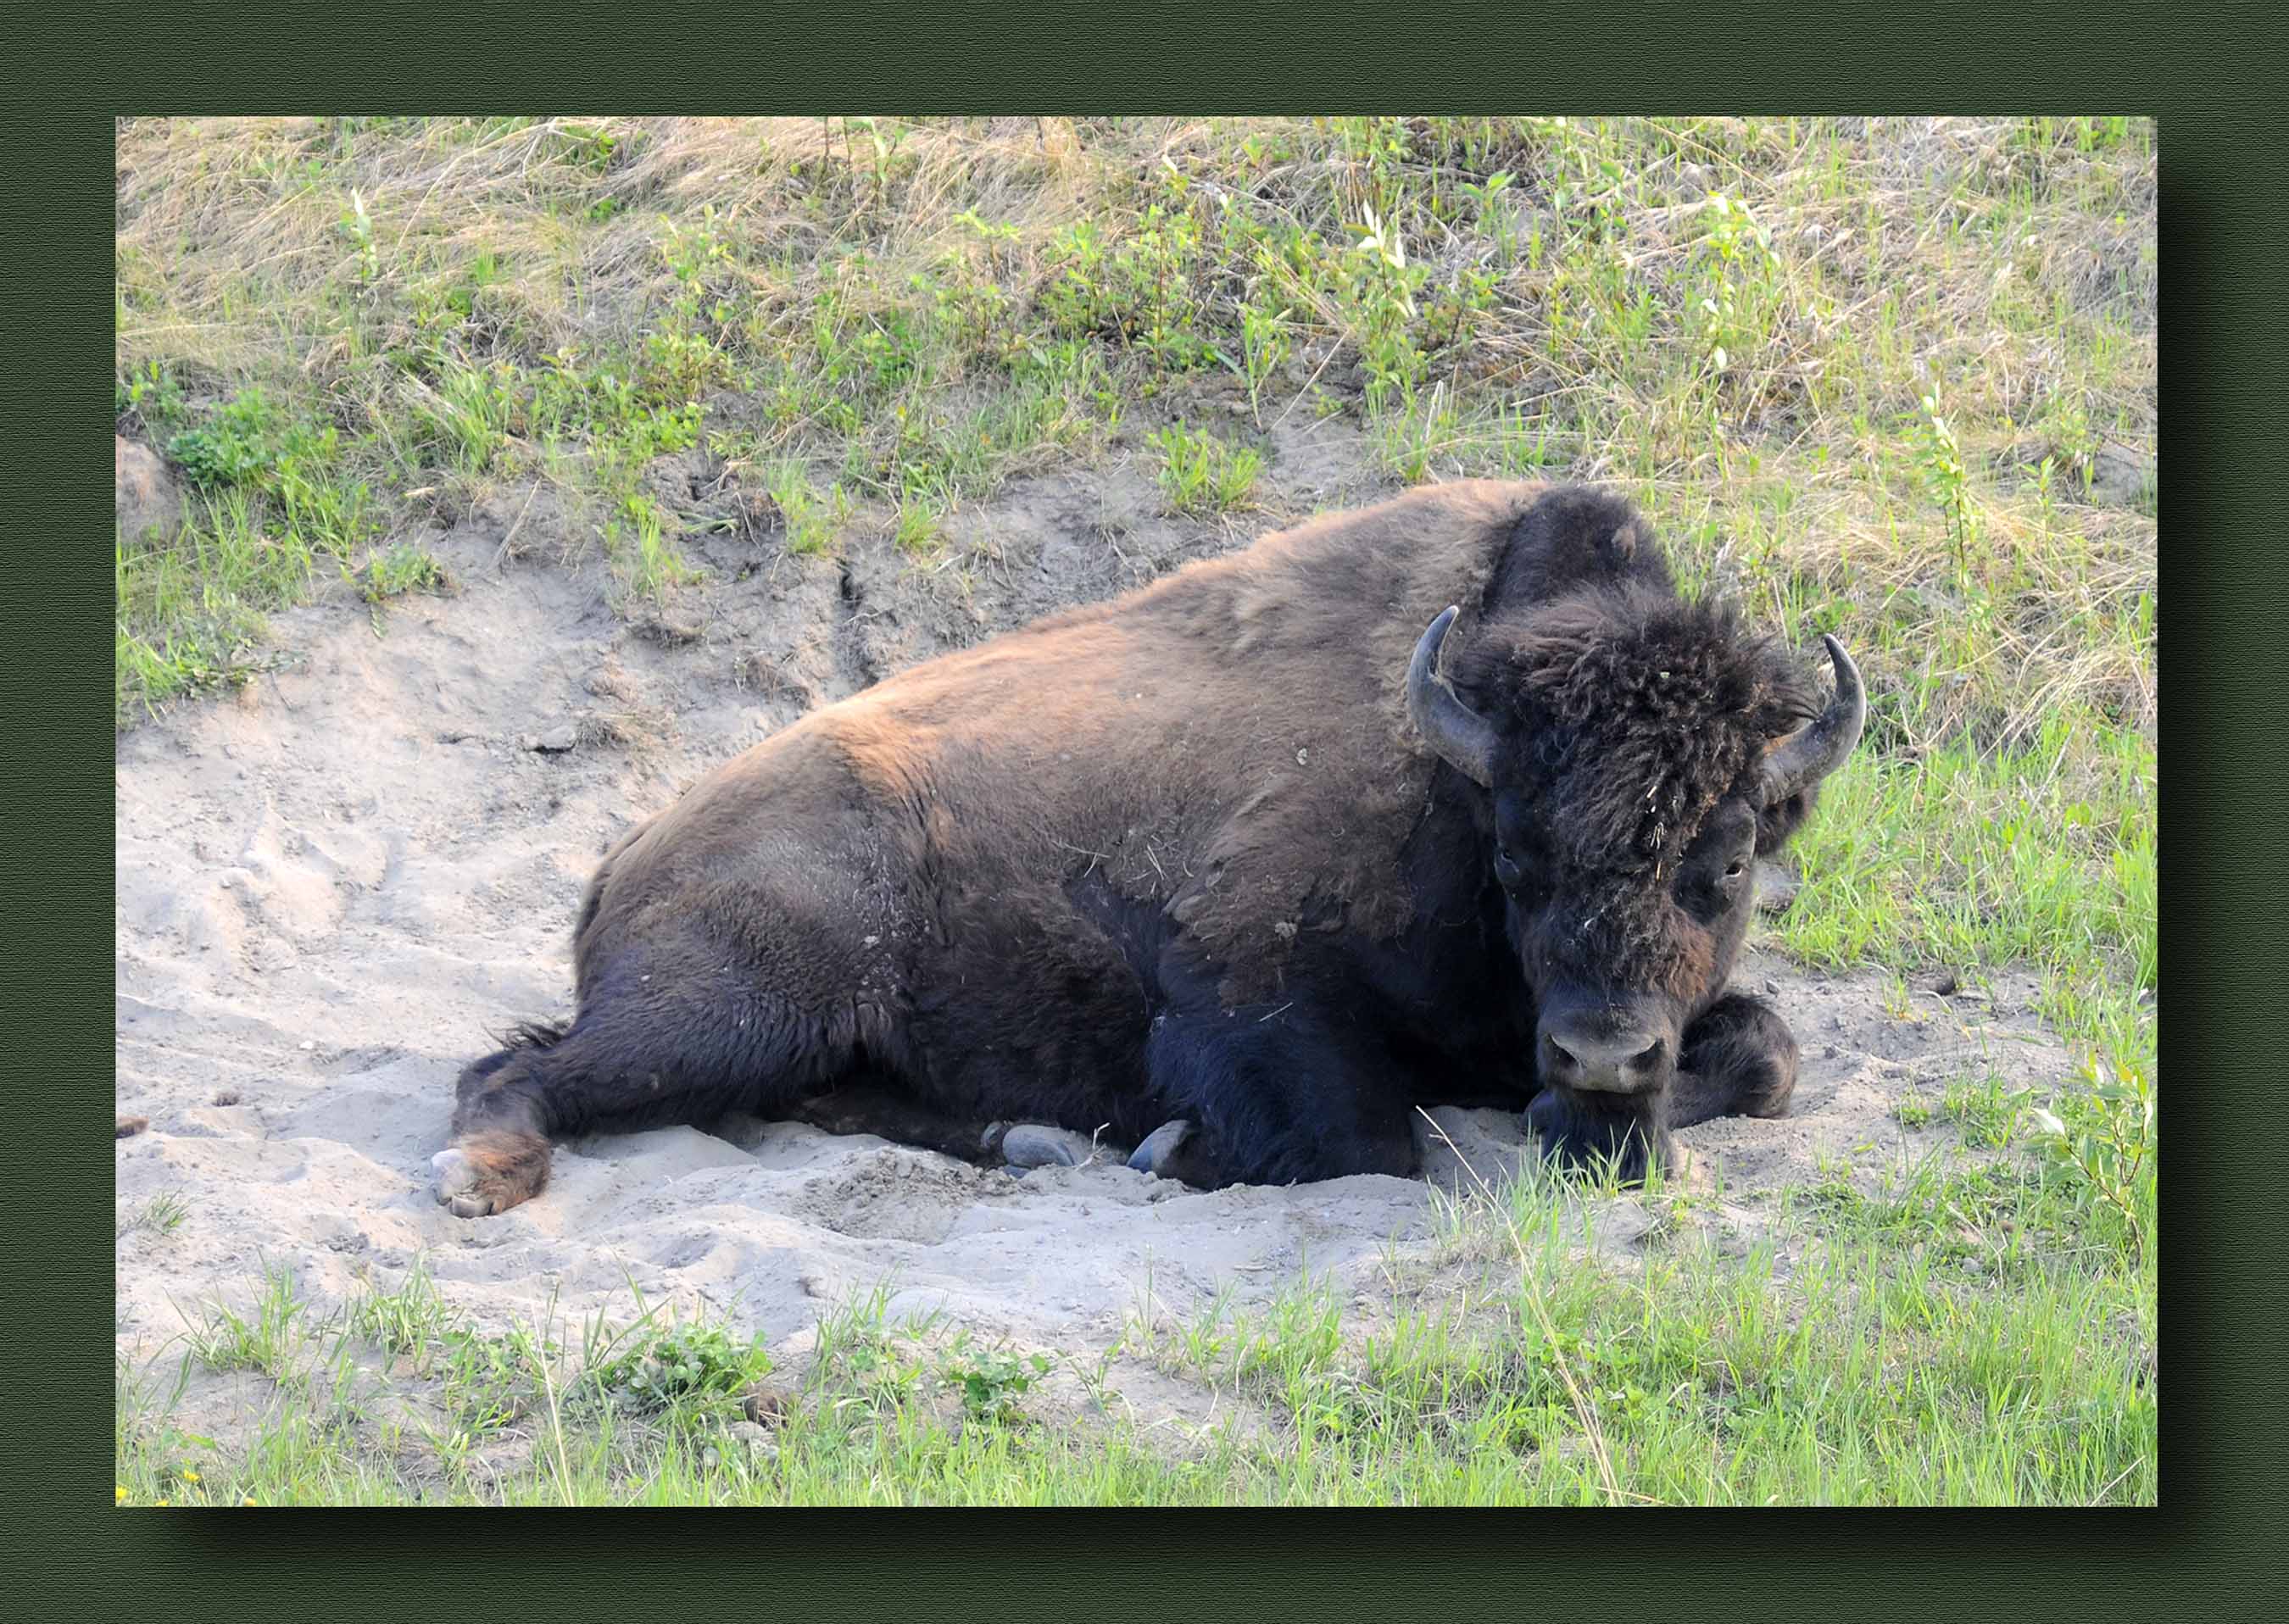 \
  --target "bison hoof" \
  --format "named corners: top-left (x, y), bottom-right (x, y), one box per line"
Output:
top-left (1524, 1093), bottom-right (1661, 1185)
top-left (1128, 1119), bottom-right (1194, 1176)
top-left (1000, 1124), bottom-right (1100, 1171)
top-left (432, 1148), bottom-right (498, 1219)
